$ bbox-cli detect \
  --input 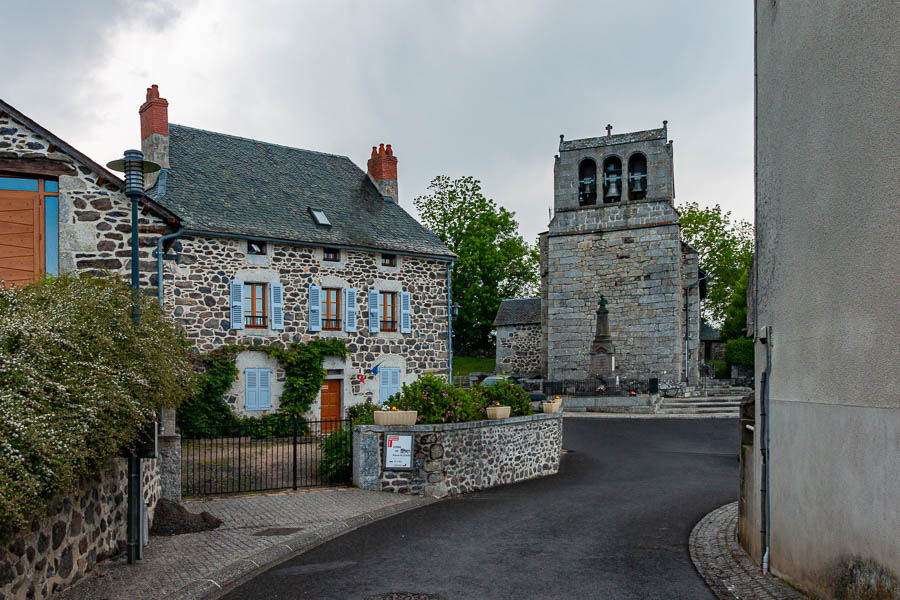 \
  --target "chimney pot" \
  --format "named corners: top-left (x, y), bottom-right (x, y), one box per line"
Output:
top-left (367, 142), bottom-right (399, 203)
top-left (139, 83), bottom-right (169, 141)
